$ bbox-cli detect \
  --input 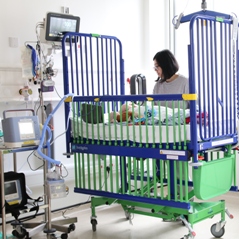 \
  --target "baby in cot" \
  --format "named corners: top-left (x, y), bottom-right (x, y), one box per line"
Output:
top-left (109, 102), bottom-right (170, 124)
top-left (109, 103), bottom-right (141, 123)
top-left (109, 102), bottom-right (206, 126)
